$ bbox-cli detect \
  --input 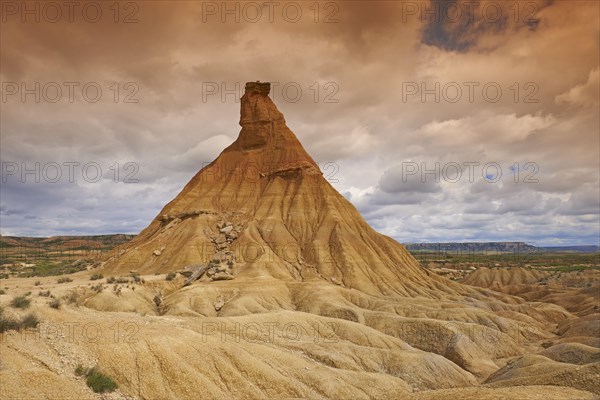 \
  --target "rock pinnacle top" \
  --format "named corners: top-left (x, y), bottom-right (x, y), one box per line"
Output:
top-left (245, 81), bottom-right (271, 95)
top-left (239, 81), bottom-right (285, 133)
